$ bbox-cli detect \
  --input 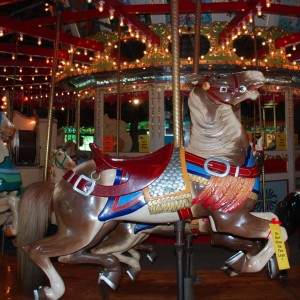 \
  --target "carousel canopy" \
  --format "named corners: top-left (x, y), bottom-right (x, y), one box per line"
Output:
top-left (0, 0), bottom-right (300, 108)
